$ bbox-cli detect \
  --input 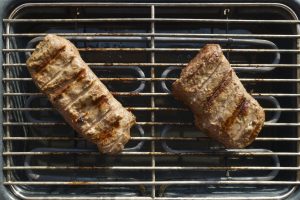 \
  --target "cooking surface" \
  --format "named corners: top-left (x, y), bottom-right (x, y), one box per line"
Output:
top-left (1, 2), bottom-right (300, 199)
